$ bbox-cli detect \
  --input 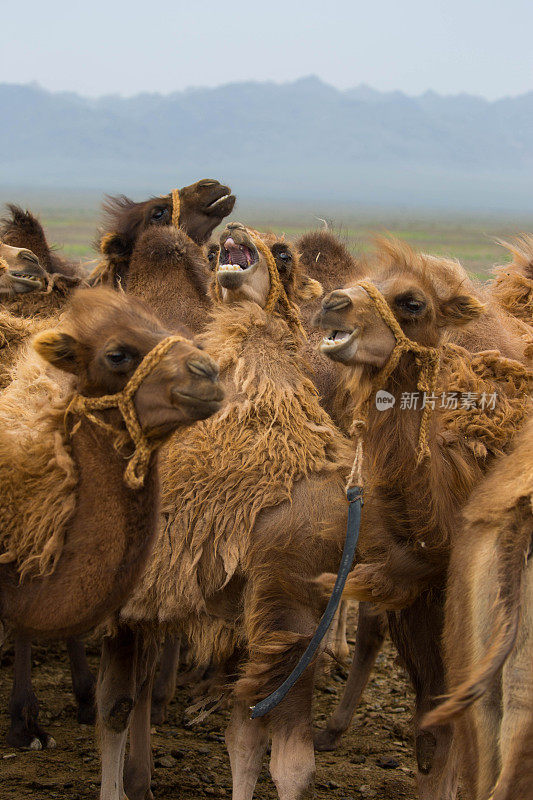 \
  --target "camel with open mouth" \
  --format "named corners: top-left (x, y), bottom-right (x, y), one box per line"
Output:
top-left (314, 237), bottom-right (532, 799)
top-left (95, 221), bottom-right (352, 800)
